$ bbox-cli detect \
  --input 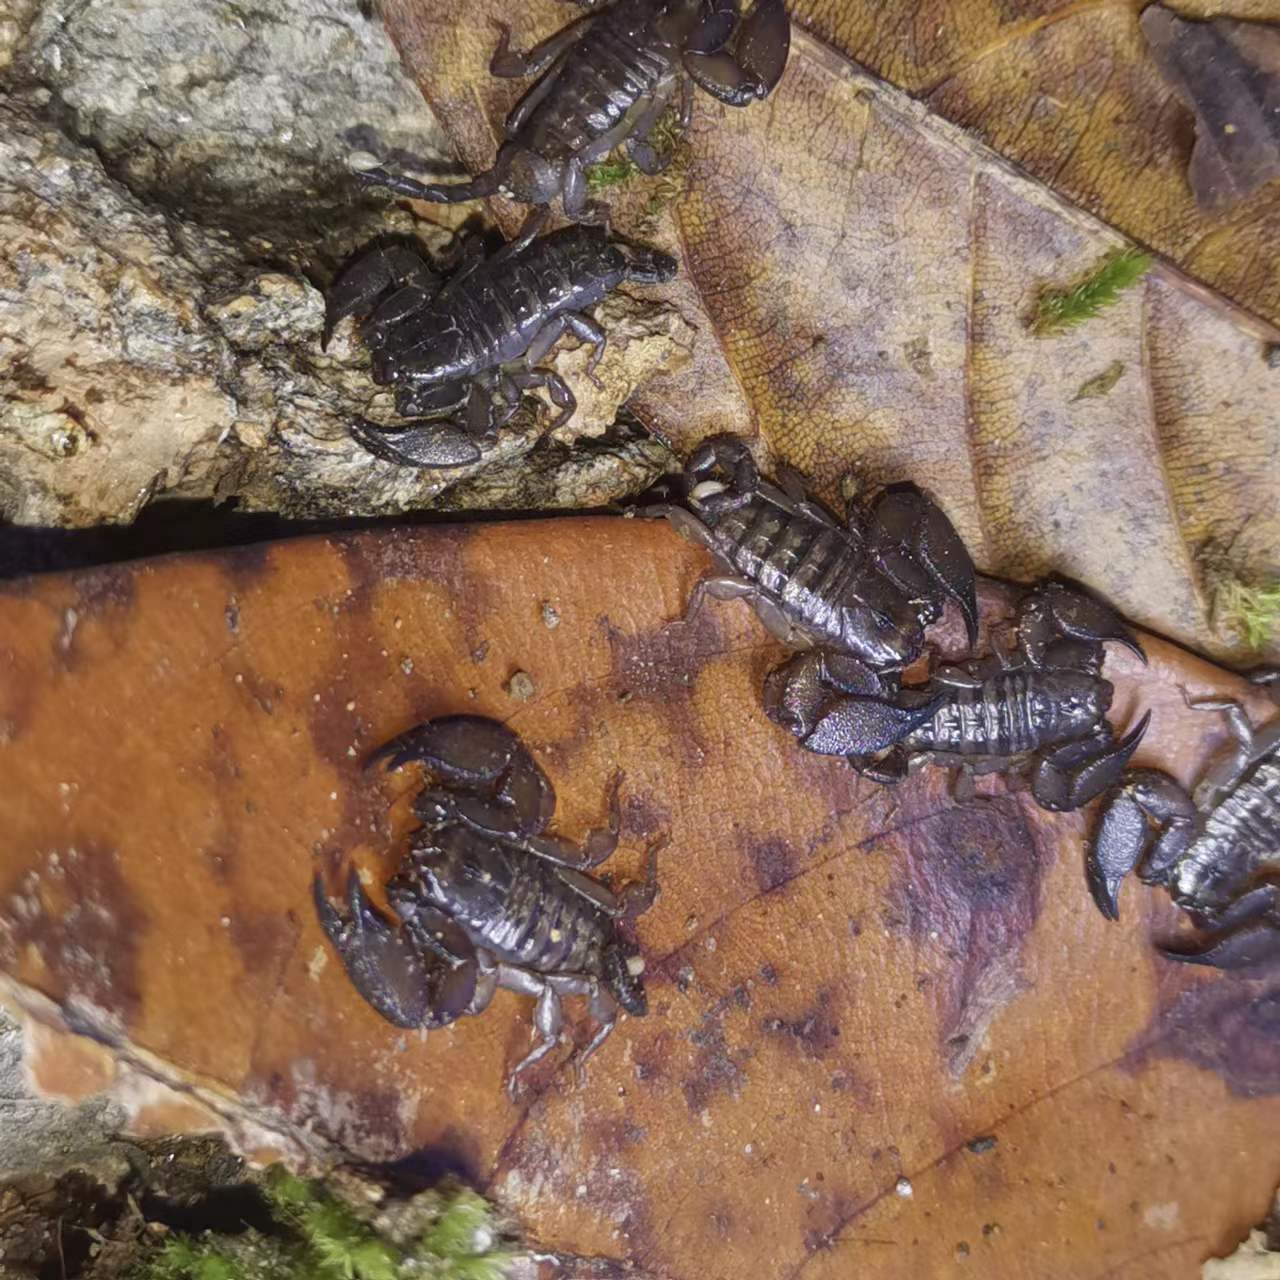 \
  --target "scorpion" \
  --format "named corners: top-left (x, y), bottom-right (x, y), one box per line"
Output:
top-left (314, 715), bottom-right (664, 1092)
top-left (1088, 669), bottom-right (1280, 972)
top-left (356, 0), bottom-right (791, 222)
top-left (650, 435), bottom-right (979, 673)
top-left (325, 211), bottom-right (676, 467)
top-left (763, 580), bottom-right (1151, 813)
